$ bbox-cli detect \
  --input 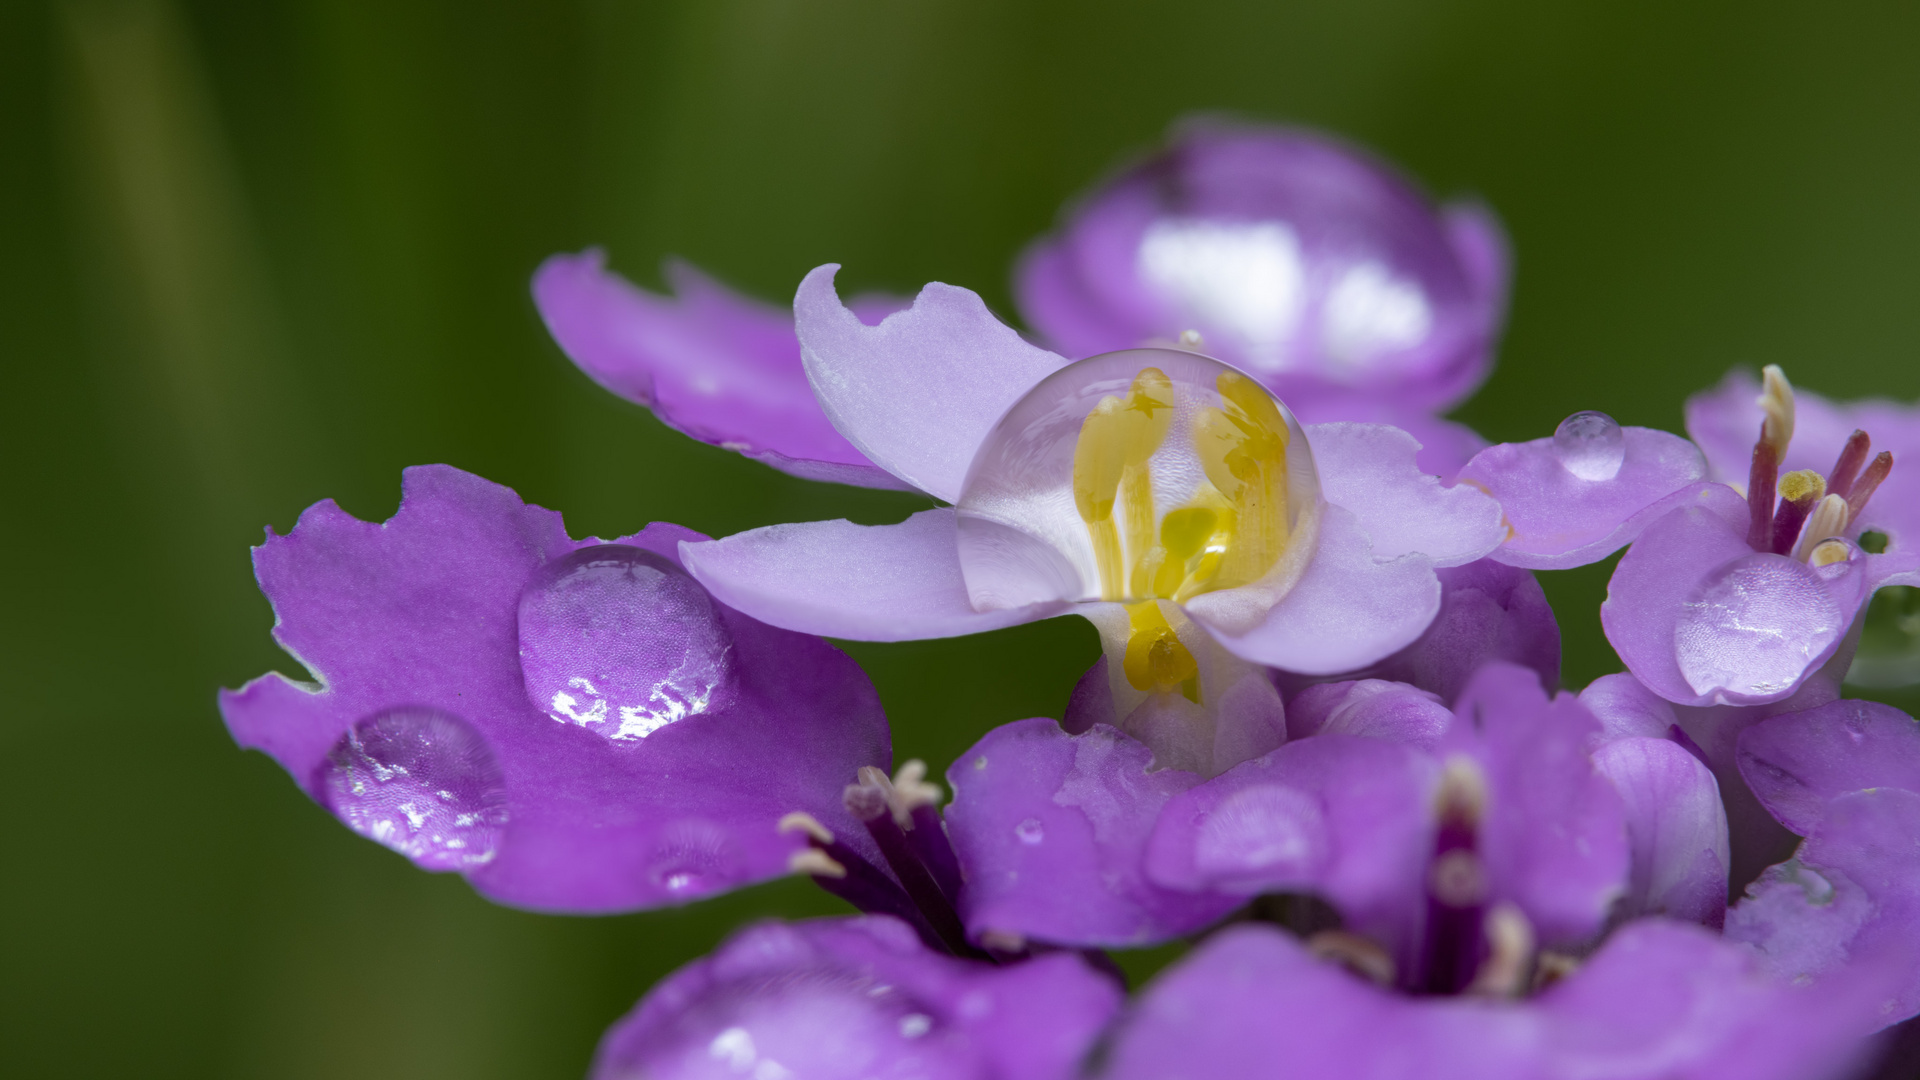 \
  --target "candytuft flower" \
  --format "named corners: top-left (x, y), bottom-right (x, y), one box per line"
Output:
top-left (219, 465), bottom-right (891, 911)
top-left (680, 267), bottom-right (1506, 756)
